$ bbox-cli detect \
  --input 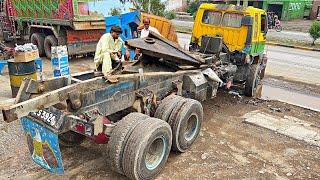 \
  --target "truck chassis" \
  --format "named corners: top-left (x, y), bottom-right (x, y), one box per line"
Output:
top-left (2, 32), bottom-right (266, 179)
